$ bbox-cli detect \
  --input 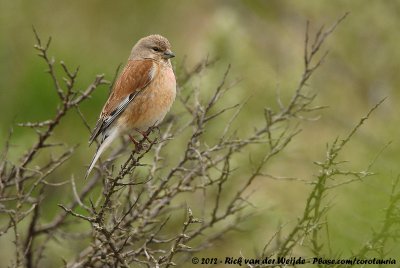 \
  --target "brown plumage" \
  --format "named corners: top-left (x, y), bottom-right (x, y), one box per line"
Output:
top-left (86, 35), bottom-right (176, 178)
